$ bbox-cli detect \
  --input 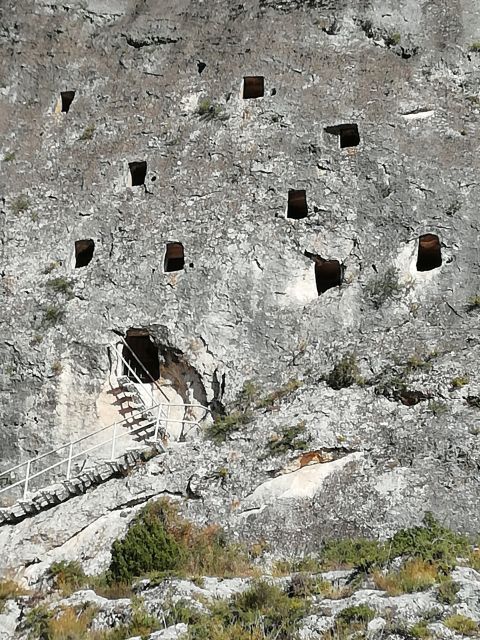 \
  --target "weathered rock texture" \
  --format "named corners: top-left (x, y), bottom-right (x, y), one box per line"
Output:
top-left (1, 0), bottom-right (480, 574)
